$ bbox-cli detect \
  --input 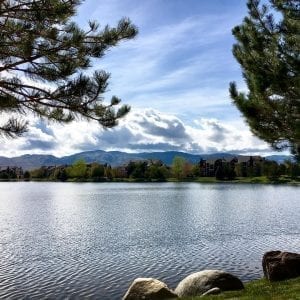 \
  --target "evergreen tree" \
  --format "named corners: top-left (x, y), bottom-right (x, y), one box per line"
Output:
top-left (0, 0), bottom-right (137, 137)
top-left (130, 161), bottom-right (147, 179)
top-left (90, 163), bottom-right (104, 178)
top-left (215, 159), bottom-right (225, 180)
top-left (53, 167), bottom-right (68, 181)
top-left (23, 170), bottom-right (31, 180)
top-left (229, 0), bottom-right (300, 160)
